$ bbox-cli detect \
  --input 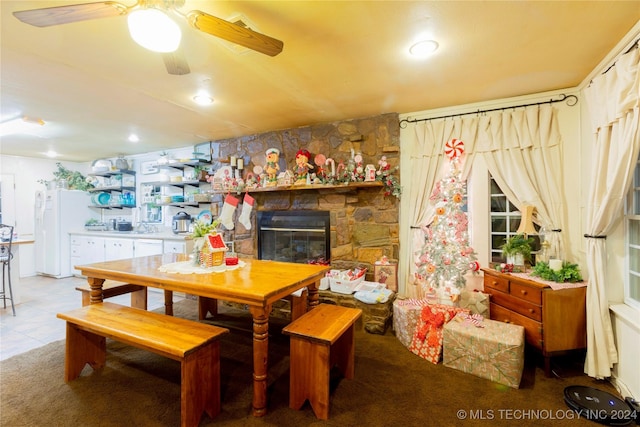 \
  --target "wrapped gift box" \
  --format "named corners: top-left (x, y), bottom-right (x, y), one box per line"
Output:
top-left (408, 304), bottom-right (470, 364)
top-left (459, 289), bottom-right (490, 318)
top-left (393, 299), bottom-right (430, 348)
top-left (443, 313), bottom-right (525, 388)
